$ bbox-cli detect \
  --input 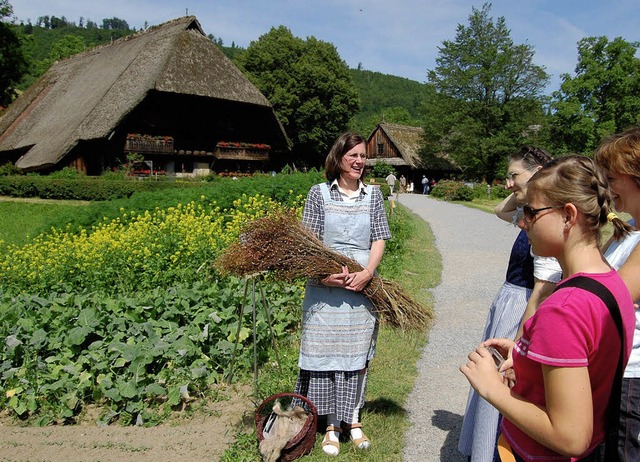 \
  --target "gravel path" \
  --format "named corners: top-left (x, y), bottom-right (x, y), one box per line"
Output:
top-left (397, 194), bottom-right (520, 462)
